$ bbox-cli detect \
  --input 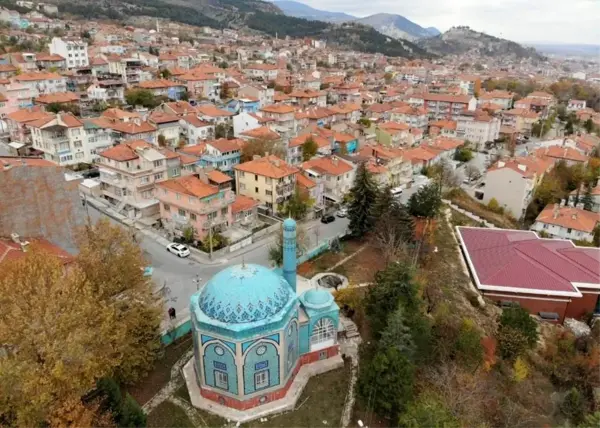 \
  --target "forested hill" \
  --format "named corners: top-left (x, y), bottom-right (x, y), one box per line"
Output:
top-left (51, 0), bottom-right (431, 58)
